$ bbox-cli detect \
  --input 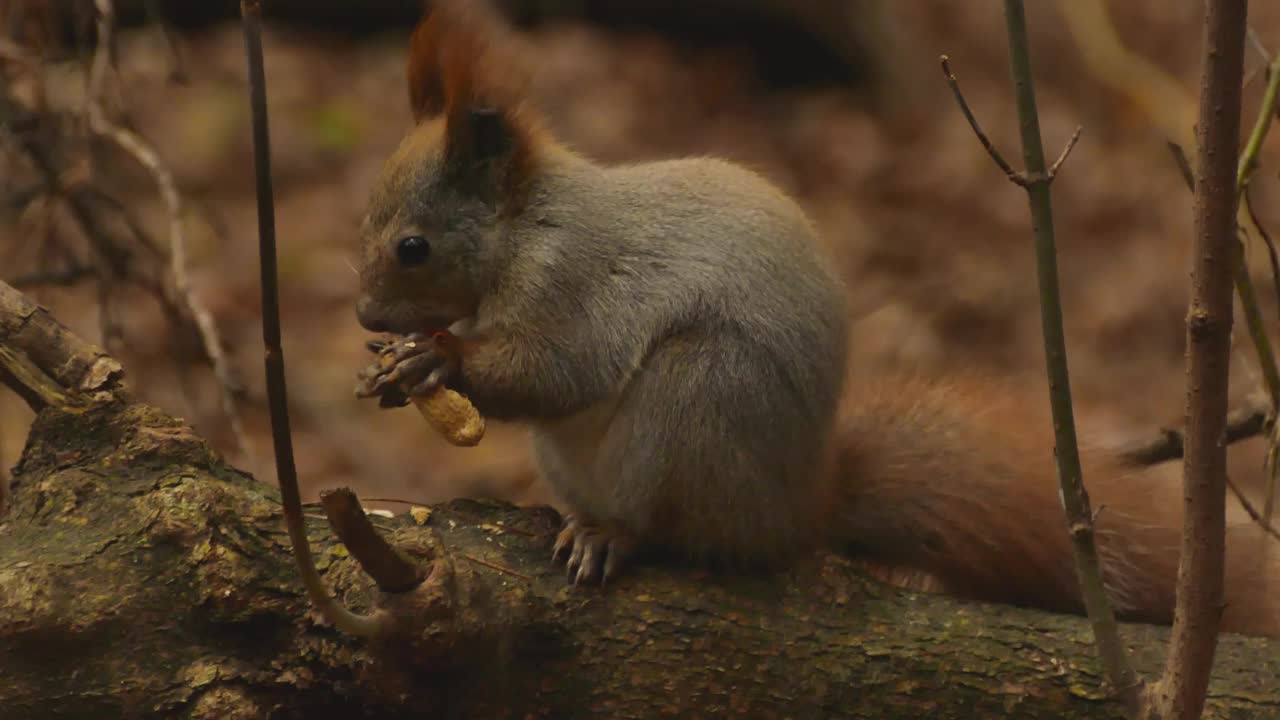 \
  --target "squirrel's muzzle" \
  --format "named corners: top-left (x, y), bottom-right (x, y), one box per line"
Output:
top-left (355, 296), bottom-right (389, 333)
